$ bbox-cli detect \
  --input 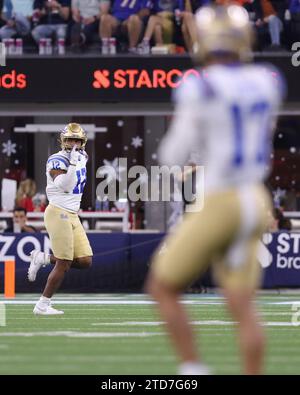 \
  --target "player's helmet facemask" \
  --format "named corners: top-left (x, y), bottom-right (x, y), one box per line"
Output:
top-left (60, 123), bottom-right (88, 152)
top-left (193, 5), bottom-right (254, 64)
